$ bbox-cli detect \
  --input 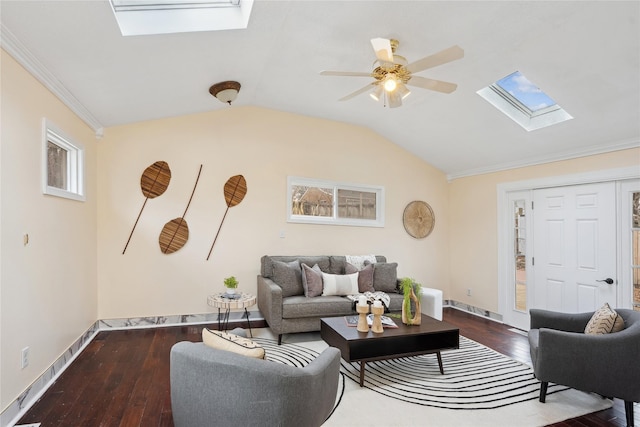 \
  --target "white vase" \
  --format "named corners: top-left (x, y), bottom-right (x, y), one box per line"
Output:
top-left (225, 288), bottom-right (236, 295)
